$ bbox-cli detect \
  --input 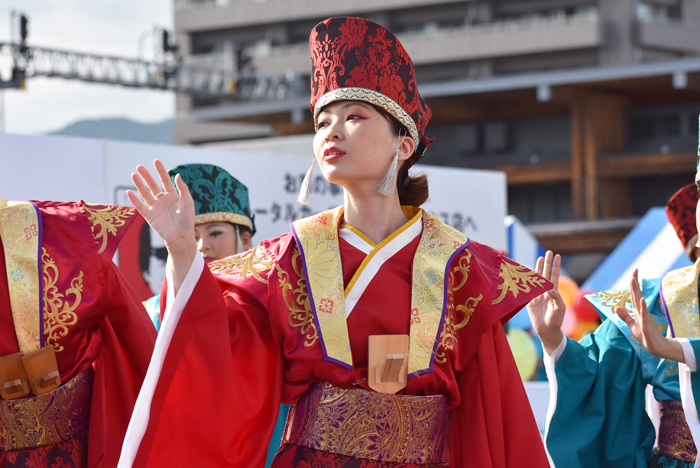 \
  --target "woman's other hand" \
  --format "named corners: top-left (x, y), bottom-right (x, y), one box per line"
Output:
top-left (615, 269), bottom-right (685, 363)
top-left (527, 251), bottom-right (567, 355)
top-left (126, 159), bottom-right (197, 293)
